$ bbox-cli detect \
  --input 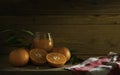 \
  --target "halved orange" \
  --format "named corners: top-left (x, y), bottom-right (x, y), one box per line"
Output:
top-left (29, 48), bottom-right (47, 65)
top-left (46, 52), bottom-right (67, 67)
